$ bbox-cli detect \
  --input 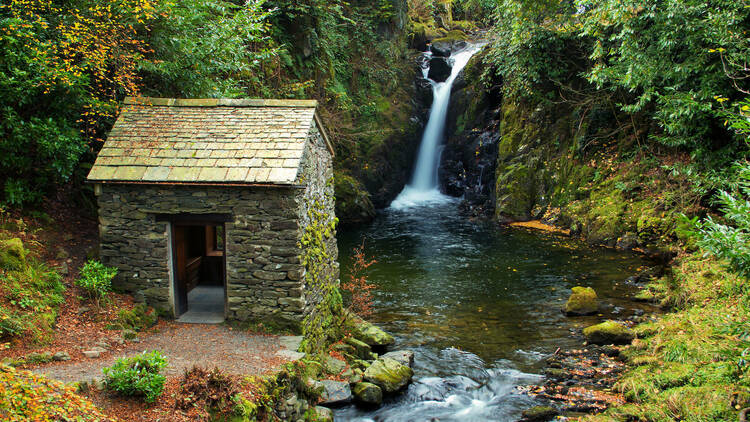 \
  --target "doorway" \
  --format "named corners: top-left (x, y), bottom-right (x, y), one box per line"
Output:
top-left (171, 221), bottom-right (226, 323)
